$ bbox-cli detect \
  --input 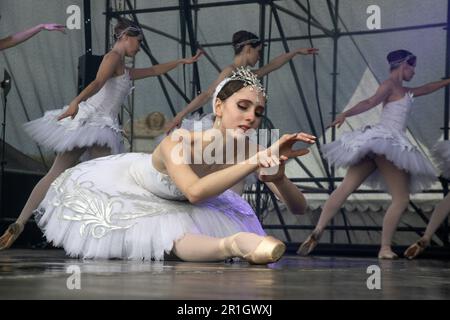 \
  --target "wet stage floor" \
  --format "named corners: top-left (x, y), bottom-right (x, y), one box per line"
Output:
top-left (1, 249), bottom-right (449, 299)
